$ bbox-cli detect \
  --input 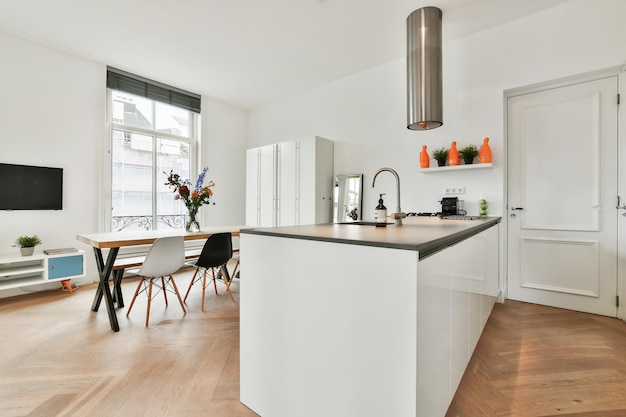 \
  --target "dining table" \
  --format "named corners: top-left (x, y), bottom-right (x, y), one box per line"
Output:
top-left (76, 225), bottom-right (245, 332)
